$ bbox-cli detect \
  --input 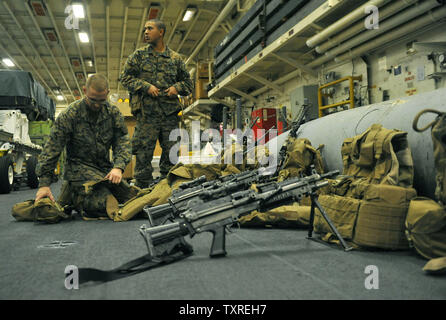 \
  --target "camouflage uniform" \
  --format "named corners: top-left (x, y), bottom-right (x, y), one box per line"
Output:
top-left (119, 44), bottom-right (193, 187)
top-left (36, 99), bottom-right (131, 216)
